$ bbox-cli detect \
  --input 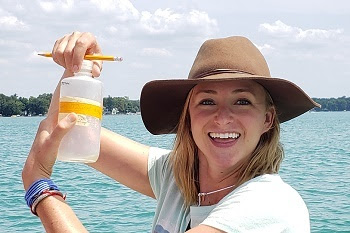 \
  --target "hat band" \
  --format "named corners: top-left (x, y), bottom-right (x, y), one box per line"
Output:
top-left (191, 69), bottom-right (255, 80)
